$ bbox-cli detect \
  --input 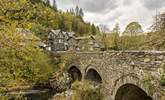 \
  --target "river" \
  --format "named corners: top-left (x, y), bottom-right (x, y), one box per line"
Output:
top-left (8, 89), bottom-right (56, 100)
